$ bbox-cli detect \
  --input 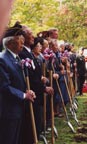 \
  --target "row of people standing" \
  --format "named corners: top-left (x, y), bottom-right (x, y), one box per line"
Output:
top-left (0, 22), bottom-right (86, 144)
top-left (0, 23), bottom-right (54, 144)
